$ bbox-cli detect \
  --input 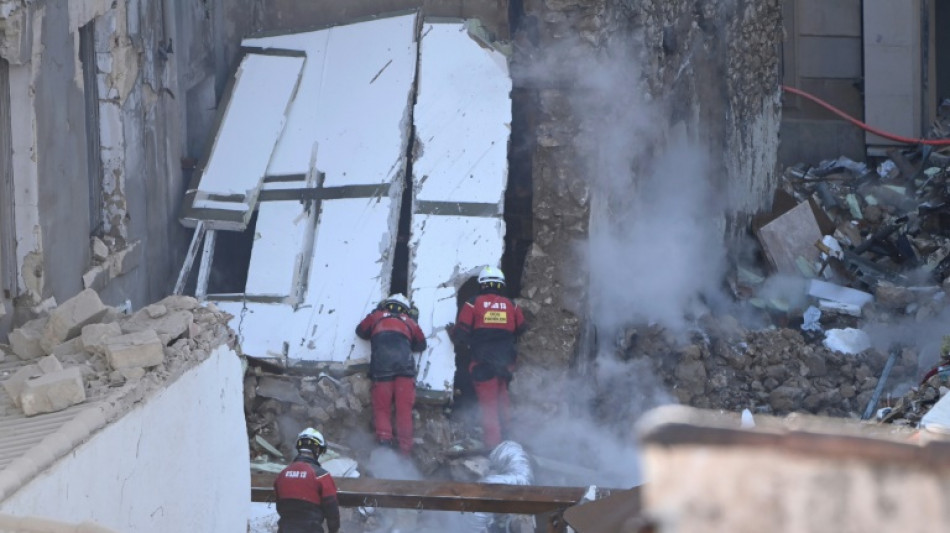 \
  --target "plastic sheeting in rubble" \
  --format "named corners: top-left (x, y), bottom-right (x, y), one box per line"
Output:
top-left (179, 13), bottom-right (512, 400)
